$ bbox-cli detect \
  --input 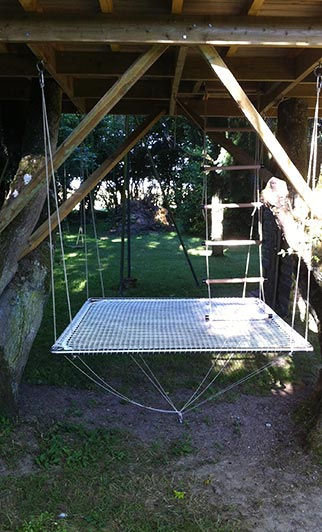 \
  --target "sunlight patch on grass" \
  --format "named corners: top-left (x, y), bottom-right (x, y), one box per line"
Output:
top-left (187, 247), bottom-right (212, 256)
top-left (146, 240), bottom-right (160, 249)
